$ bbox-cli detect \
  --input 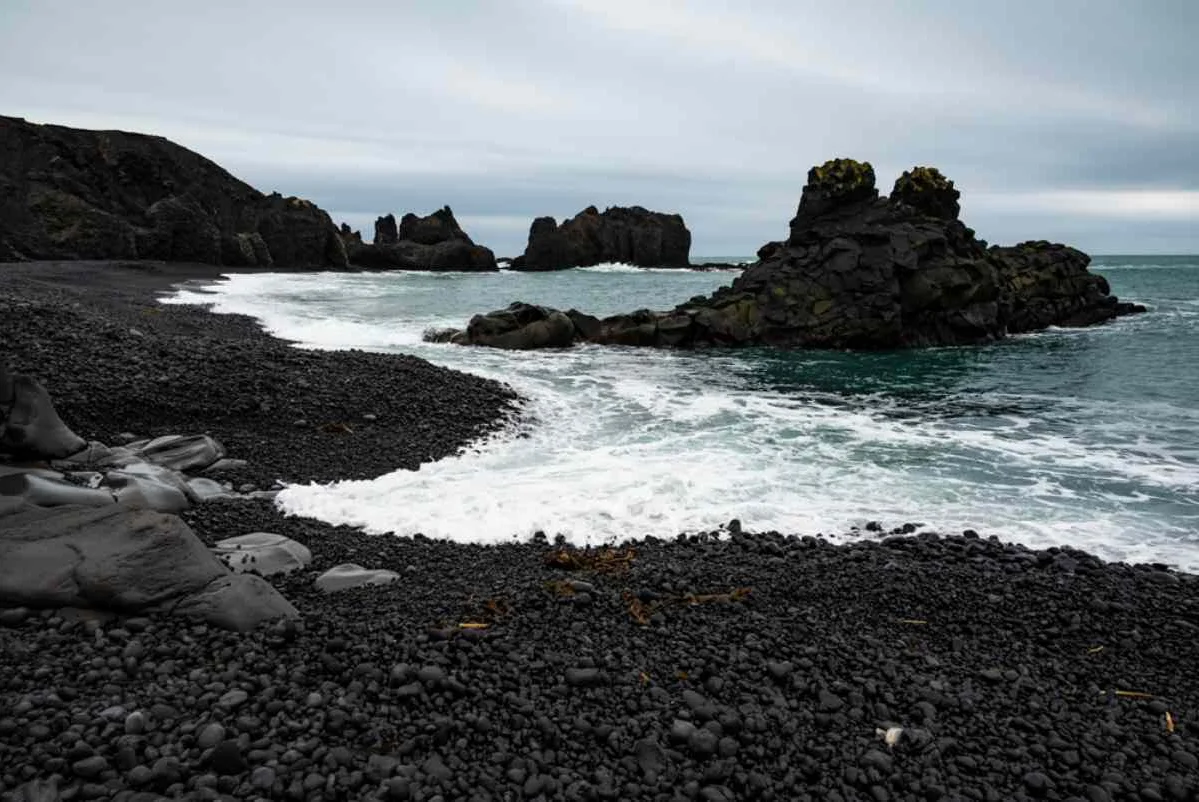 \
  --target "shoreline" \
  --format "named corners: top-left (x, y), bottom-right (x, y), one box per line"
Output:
top-left (2, 260), bottom-right (1198, 801)
top-left (0, 260), bottom-right (523, 490)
